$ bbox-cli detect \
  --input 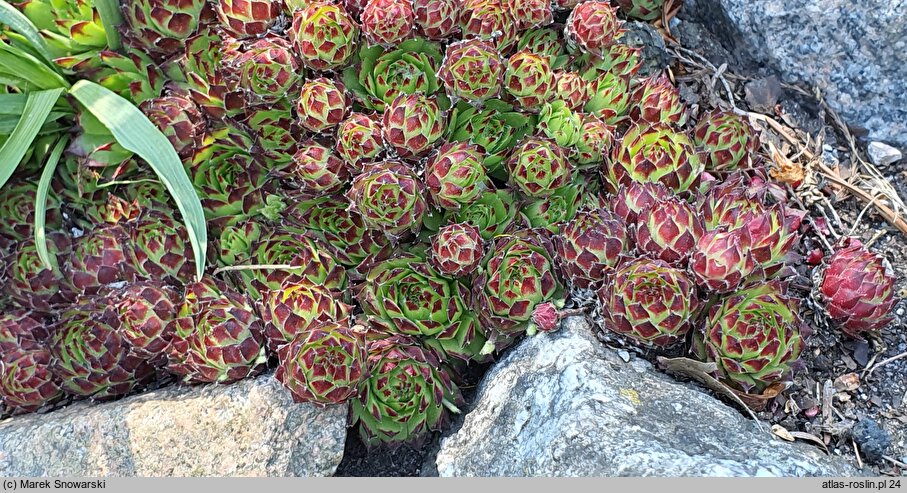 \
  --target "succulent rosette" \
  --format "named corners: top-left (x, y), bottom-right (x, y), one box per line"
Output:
top-left (424, 142), bottom-right (489, 210)
top-left (355, 255), bottom-right (474, 337)
top-left (188, 125), bottom-right (268, 231)
top-left (50, 302), bottom-right (154, 398)
top-left (290, 1), bottom-right (360, 71)
top-left (509, 0), bottom-right (553, 30)
top-left (139, 91), bottom-right (206, 159)
top-left (615, 0), bottom-right (665, 21)
top-left (0, 344), bottom-right (62, 413)
top-left (635, 197), bottom-right (704, 266)
top-left (285, 196), bottom-right (393, 274)
top-left (215, 0), bottom-right (280, 37)
top-left (347, 161), bottom-right (428, 237)
top-left (506, 137), bottom-right (572, 198)
top-left (14, 0), bottom-right (107, 70)
top-left (446, 99), bottom-right (534, 177)
top-left (571, 115), bottom-right (614, 166)
top-left (413, 0), bottom-right (460, 39)
top-left (122, 0), bottom-right (207, 55)
top-left (3, 233), bottom-right (73, 312)
top-left (583, 71), bottom-right (630, 124)
top-left (450, 189), bottom-right (521, 241)
top-left (556, 207), bottom-right (627, 289)
top-left (243, 101), bottom-right (299, 163)
top-left (700, 281), bottom-right (804, 392)
top-left (0, 310), bottom-right (46, 354)
top-left (503, 50), bottom-right (554, 111)
top-left (111, 282), bottom-right (179, 365)
top-left (537, 101), bottom-right (582, 147)
top-left (0, 180), bottom-right (62, 247)
top-left (552, 71), bottom-right (590, 111)
top-left (350, 334), bottom-right (463, 446)
top-left (458, 0), bottom-right (518, 51)
top-left (693, 110), bottom-right (760, 171)
top-left (690, 228), bottom-right (757, 294)
top-left (182, 26), bottom-right (233, 118)
top-left (278, 141), bottom-right (350, 196)
top-left (343, 38), bottom-right (444, 112)
top-left (217, 221), bottom-right (263, 268)
top-left (565, 1), bottom-right (623, 56)
top-left (361, 0), bottom-right (415, 45)
top-left (259, 278), bottom-right (352, 352)
top-left (629, 74), bottom-right (688, 127)
top-left (580, 43), bottom-right (642, 81)
top-left (598, 258), bottom-right (698, 347)
top-left (334, 113), bottom-right (385, 168)
top-left (381, 93), bottom-right (446, 159)
top-left (519, 183), bottom-right (582, 232)
top-left (167, 278), bottom-right (267, 384)
top-left (128, 209), bottom-right (195, 284)
top-left (609, 181), bottom-right (672, 224)
top-left (606, 123), bottom-right (704, 194)
top-left (66, 225), bottom-right (137, 296)
top-left (439, 39), bottom-right (503, 103)
top-left (220, 36), bottom-right (302, 106)
top-left (429, 223), bottom-right (484, 277)
top-left (296, 78), bottom-right (351, 134)
top-left (275, 320), bottom-right (366, 405)
top-left (816, 238), bottom-right (896, 338)
top-left (472, 230), bottom-right (564, 350)
top-left (238, 231), bottom-right (348, 299)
